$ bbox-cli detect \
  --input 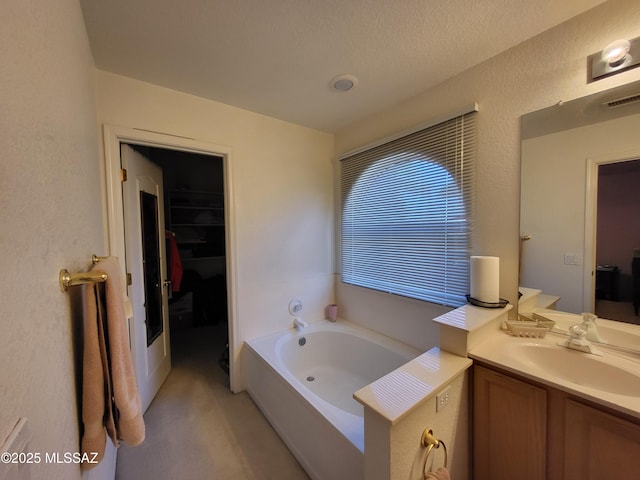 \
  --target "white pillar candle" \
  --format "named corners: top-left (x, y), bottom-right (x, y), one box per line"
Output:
top-left (470, 256), bottom-right (500, 303)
